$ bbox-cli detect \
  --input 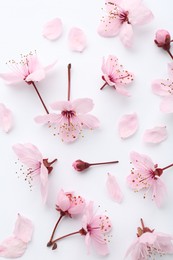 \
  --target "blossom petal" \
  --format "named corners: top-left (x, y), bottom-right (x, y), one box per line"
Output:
top-left (119, 23), bottom-right (134, 48)
top-left (13, 214), bottom-right (34, 243)
top-left (106, 173), bottom-right (123, 203)
top-left (0, 103), bottom-right (13, 133)
top-left (129, 1), bottom-right (154, 25)
top-left (34, 113), bottom-right (62, 124)
top-left (44, 60), bottom-right (57, 73)
top-left (152, 178), bottom-right (167, 207)
top-left (98, 17), bottom-right (121, 37)
top-left (130, 151), bottom-right (155, 172)
top-left (0, 237), bottom-right (27, 258)
top-left (143, 126), bottom-right (168, 144)
top-left (0, 72), bottom-right (23, 84)
top-left (72, 98), bottom-right (94, 113)
top-left (40, 164), bottom-right (49, 203)
top-left (118, 113), bottom-right (138, 139)
top-left (78, 114), bottom-right (100, 129)
top-left (68, 27), bottom-right (87, 52)
top-left (50, 100), bottom-right (72, 111)
top-left (152, 79), bottom-right (173, 96)
top-left (56, 190), bottom-right (71, 212)
top-left (168, 63), bottom-right (173, 78)
top-left (91, 231), bottom-right (109, 256)
top-left (42, 17), bottom-right (63, 40)
top-left (25, 69), bottom-right (45, 82)
top-left (12, 143), bottom-right (42, 168)
top-left (160, 96), bottom-right (173, 113)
